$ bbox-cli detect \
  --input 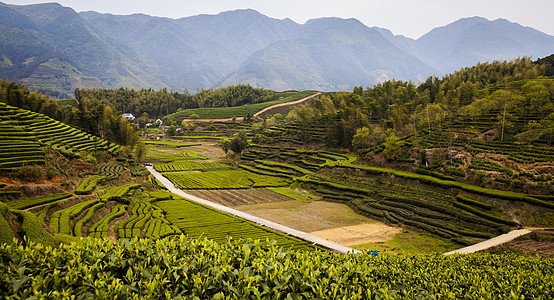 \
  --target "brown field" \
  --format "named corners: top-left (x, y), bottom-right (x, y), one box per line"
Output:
top-left (310, 223), bottom-right (402, 246)
top-left (187, 188), bottom-right (401, 245)
top-left (184, 189), bottom-right (292, 206)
